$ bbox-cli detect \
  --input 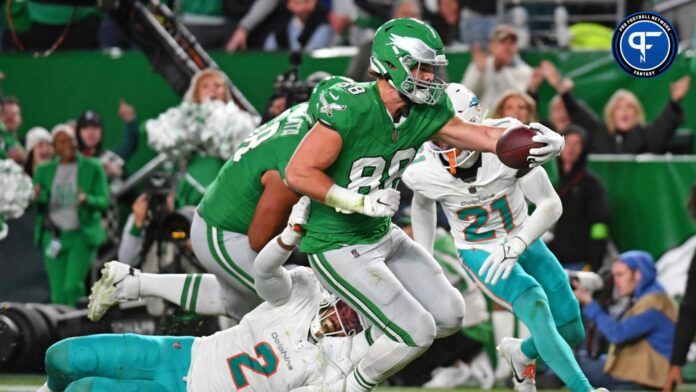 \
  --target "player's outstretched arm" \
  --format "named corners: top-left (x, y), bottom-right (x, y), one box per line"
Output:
top-left (248, 170), bottom-right (301, 252)
top-left (433, 114), bottom-right (504, 153)
top-left (411, 192), bottom-right (437, 254)
top-left (286, 122), bottom-right (343, 202)
top-left (254, 197), bottom-right (311, 306)
top-left (516, 167), bottom-right (563, 245)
